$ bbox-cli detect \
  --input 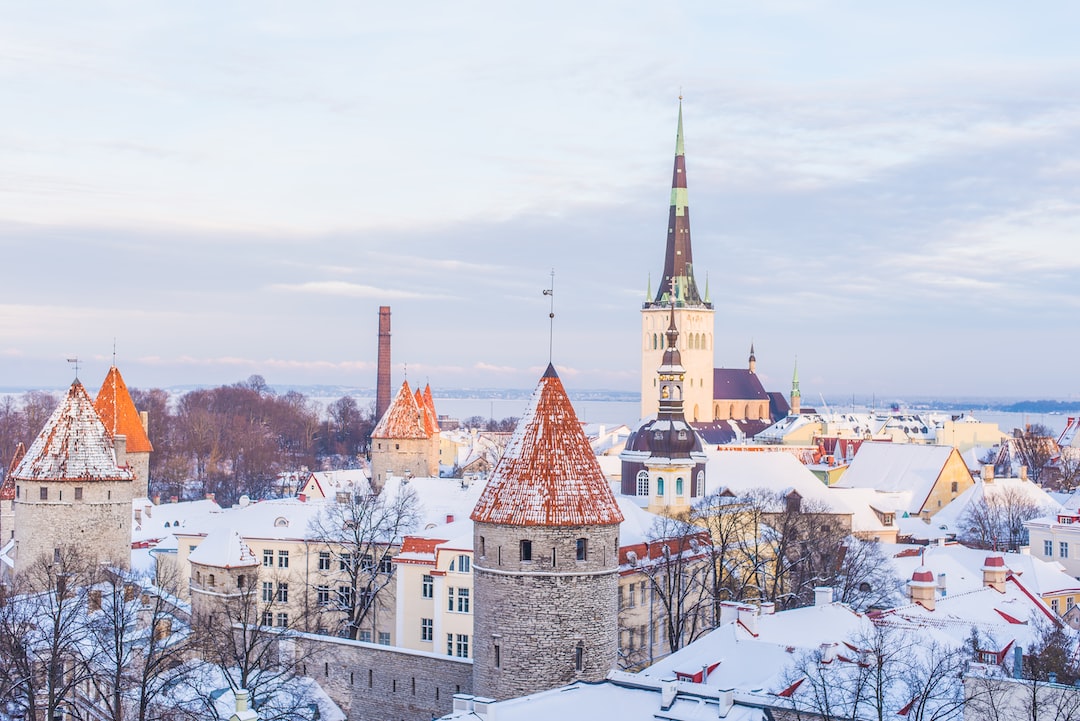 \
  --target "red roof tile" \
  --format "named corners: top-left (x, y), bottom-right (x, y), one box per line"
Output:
top-left (12, 380), bottom-right (135, 483)
top-left (94, 366), bottom-right (154, 453)
top-left (0, 442), bottom-right (23, 500)
top-left (423, 384), bottom-right (440, 433)
top-left (471, 364), bottom-right (623, 527)
top-left (372, 381), bottom-right (430, 439)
